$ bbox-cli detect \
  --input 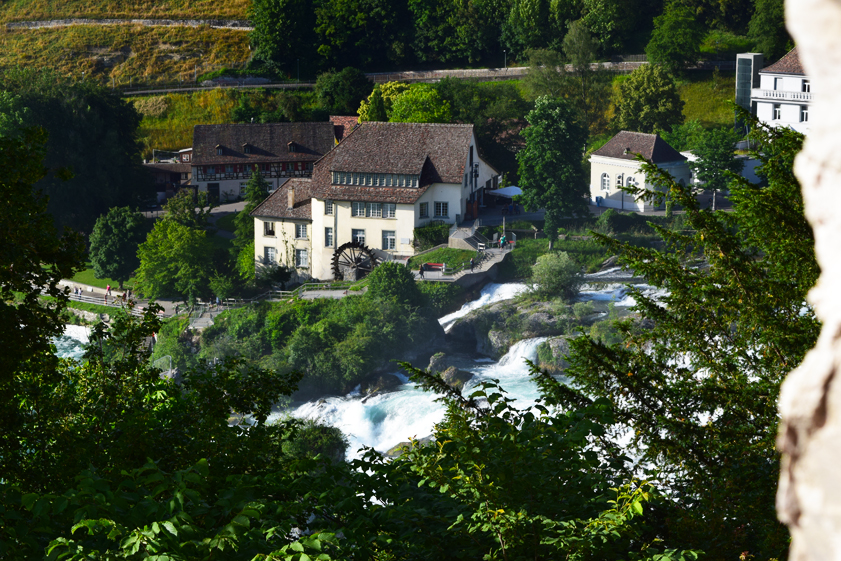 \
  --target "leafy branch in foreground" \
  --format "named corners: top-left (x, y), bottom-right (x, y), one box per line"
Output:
top-left (562, 116), bottom-right (816, 560)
